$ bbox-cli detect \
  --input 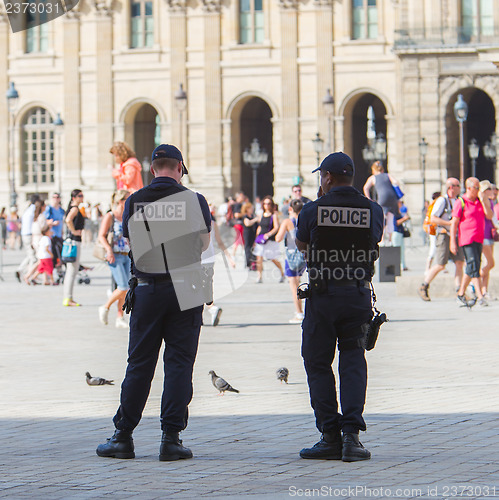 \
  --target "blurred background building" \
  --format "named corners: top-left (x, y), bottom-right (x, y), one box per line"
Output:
top-left (1, 0), bottom-right (499, 217)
